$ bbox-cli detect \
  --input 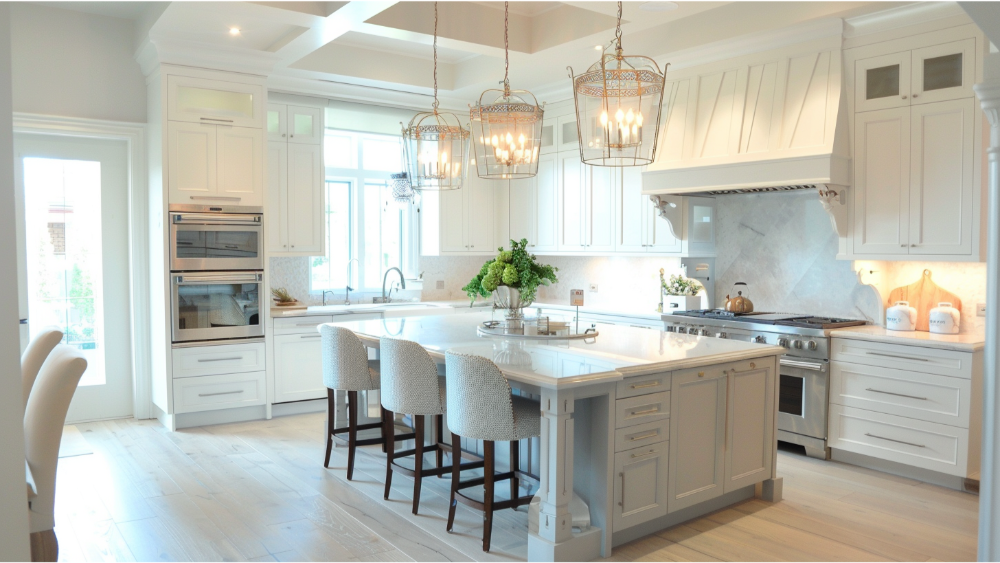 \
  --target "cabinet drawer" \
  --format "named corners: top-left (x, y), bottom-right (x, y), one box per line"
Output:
top-left (828, 404), bottom-right (969, 477)
top-left (831, 338), bottom-right (971, 379)
top-left (613, 442), bottom-right (669, 531)
top-left (617, 372), bottom-right (669, 399)
top-left (172, 342), bottom-right (265, 378)
top-left (616, 391), bottom-right (670, 429)
top-left (615, 419), bottom-right (669, 453)
top-left (831, 361), bottom-right (970, 427)
top-left (273, 315), bottom-right (334, 335)
top-left (173, 371), bottom-right (266, 414)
